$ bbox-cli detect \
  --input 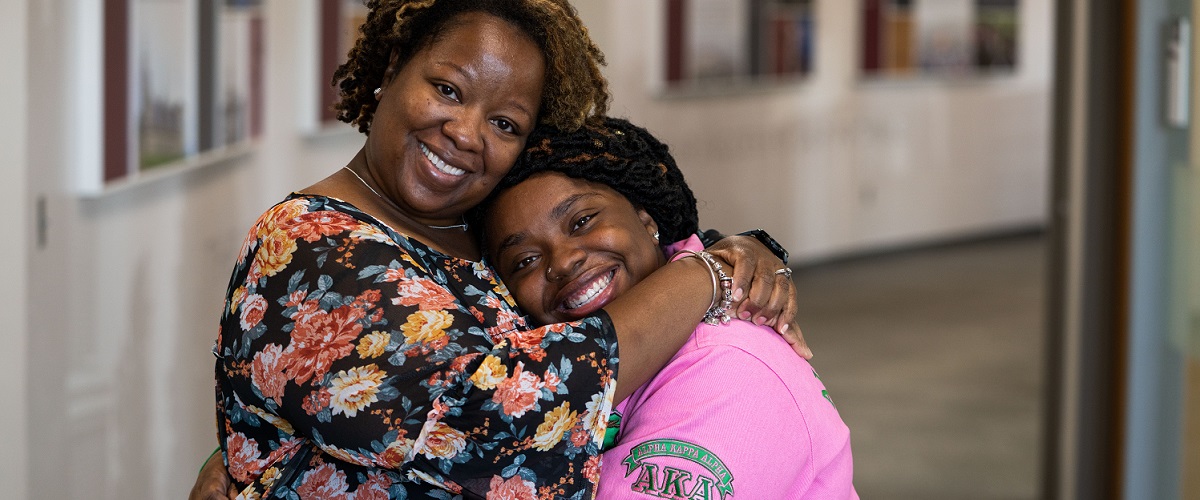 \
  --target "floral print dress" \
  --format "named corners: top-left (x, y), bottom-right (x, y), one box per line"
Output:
top-left (216, 194), bottom-right (620, 500)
